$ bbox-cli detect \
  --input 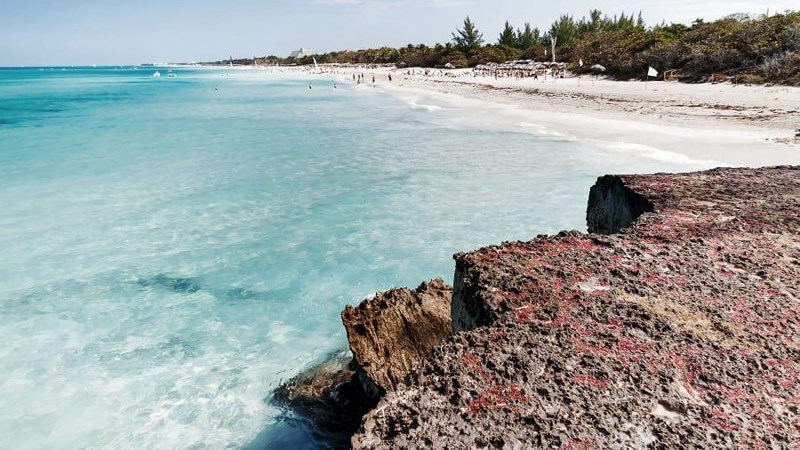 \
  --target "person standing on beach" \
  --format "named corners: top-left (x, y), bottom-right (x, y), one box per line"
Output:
top-left (388, 74), bottom-right (392, 82)
top-left (372, 75), bottom-right (375, 84)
